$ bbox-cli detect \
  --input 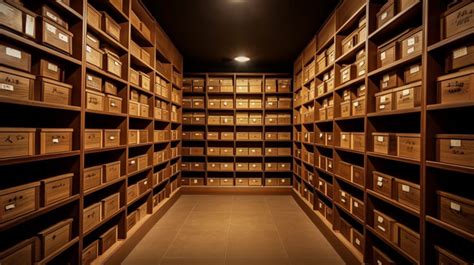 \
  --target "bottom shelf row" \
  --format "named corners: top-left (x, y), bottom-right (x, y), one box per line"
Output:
top-left (181, 177), bottom-right (292, 187)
